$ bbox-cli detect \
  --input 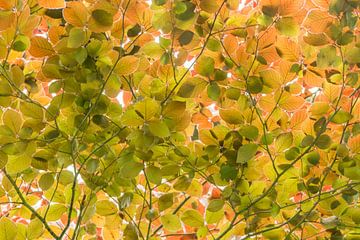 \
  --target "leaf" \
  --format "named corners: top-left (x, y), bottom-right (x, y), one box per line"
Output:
top-left (181, 209), bottom-right (204, 227)
top-left (158, 193), bottom-right (173, 211)
top-left (179, 31), bottom-right (194, 46)
top-left (12, 35), bottom-right (30, 52)
top-left (121, 161), bottom-right (143, 179)
top-left (39, 173), bottom-right (54, 190)
top-left (317, 46), bottom-right (340, 68)
top-left (239, 125), bottom-right (259, 140)
top-left (161, 214), bottom-right (182, 232)
top-left (346, 47), bottom-right (360, 63)
top-left (330, 110), bottom-right (352, 124)
top-left (279, 95), bottom-right (305, 111)
top-left (247, 76), bottom-right (263, 94)
top-left (141, 42), bottom-right (164, 58)
top-left (46, 204), bottom-right (67, 221)
top-left (236, 144), bottom-right (258, 163)
top-left (27, 219), bottom-right (44, 240)
top-left (91, 9), bottom-right (113, 27)
top-left (275, 17), bottom-right (299, 37)
top-left (275, 37), bottom-right (299, 62)
top-left (219, 108), bottom-right (243, 124)
top-left (145, 166), bottom-right (162, 185)
top-left (96, 200), bottom-right (118, 216)
top-left (200, 0), bottom-right (219, 13)
top-left (29, 36), bottom-right (54, 57)
top-left (63, 1), bottom-right (88, 27)
top-left (195, 56), bottom-right (214, 77)
top-left (67, 28), bottom-right (87, 48)
top-left (115, 56), bottom-right (140, 75)
top-left (315, 134), bottom-right (332, 149)
top-left (275, 132), bottom-right (293, 151)
top-left (148, 121), bottom-right (170, 138)
top-left (3, 109), bottom-right (22, 134)
top-left (38, 0), bottom-right (65, 9)
top-left (207, 199), bottom-right (224, 212)
top-left (303, 33), bottom-right (329, 46)
top-left (207, 82), bottom-right (221, 100)
top-left (0, 217), bottom-right (17, 240)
